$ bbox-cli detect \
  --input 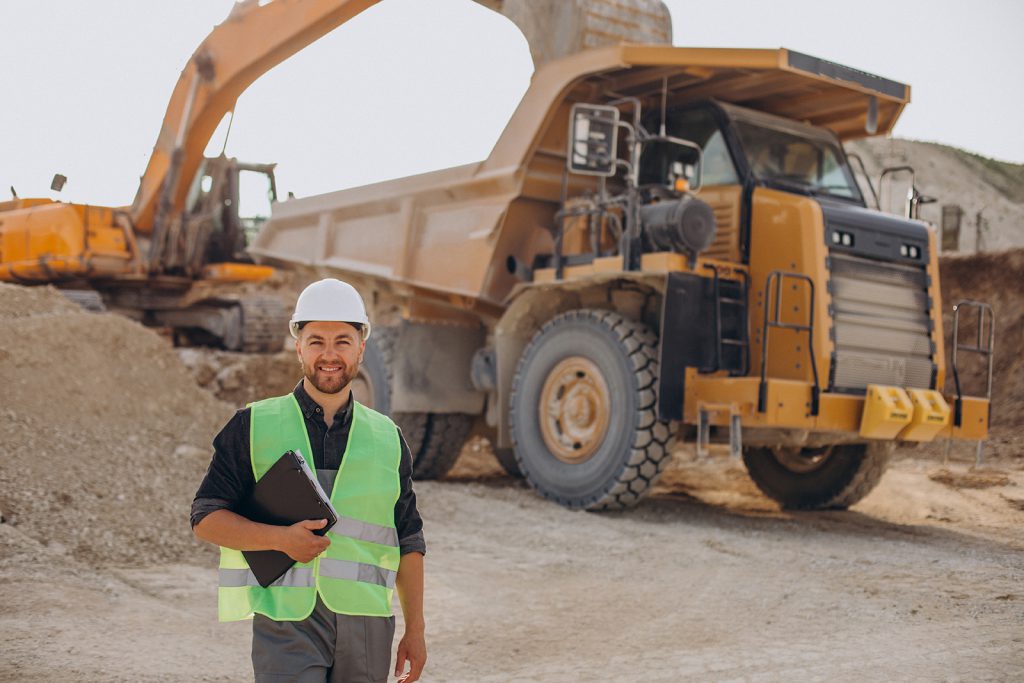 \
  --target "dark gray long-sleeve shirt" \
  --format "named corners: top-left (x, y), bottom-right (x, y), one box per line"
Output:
top-left (191, 382), bottom-right (425, 556)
